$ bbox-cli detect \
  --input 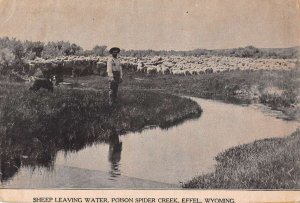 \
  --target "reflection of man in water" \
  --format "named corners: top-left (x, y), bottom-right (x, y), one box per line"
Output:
top-left (108, 129), bottom-right (122, 178)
